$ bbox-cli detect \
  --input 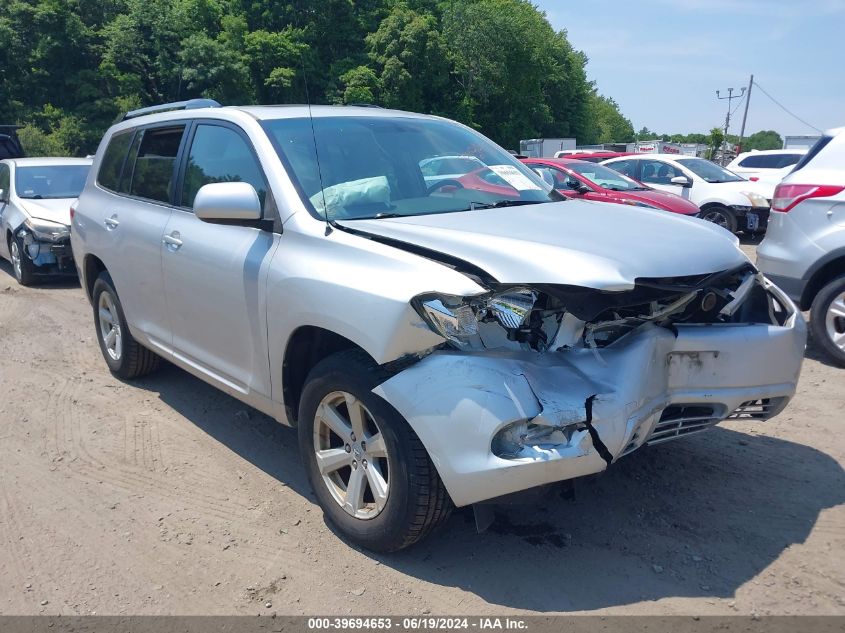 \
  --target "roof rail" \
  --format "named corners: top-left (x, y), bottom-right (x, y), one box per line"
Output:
top-left (346, 103), bottom-right (383, 108)
top-left (122, 98), bottom-right (222, 121)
